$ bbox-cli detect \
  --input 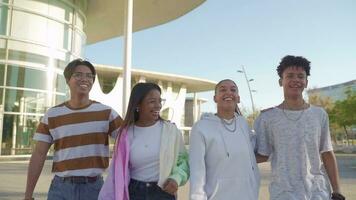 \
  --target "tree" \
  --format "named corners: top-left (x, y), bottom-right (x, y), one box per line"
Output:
top-left (308, 94), bottom-right (341, 143)
top-left (329, 89), bottom-right (356, 145)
